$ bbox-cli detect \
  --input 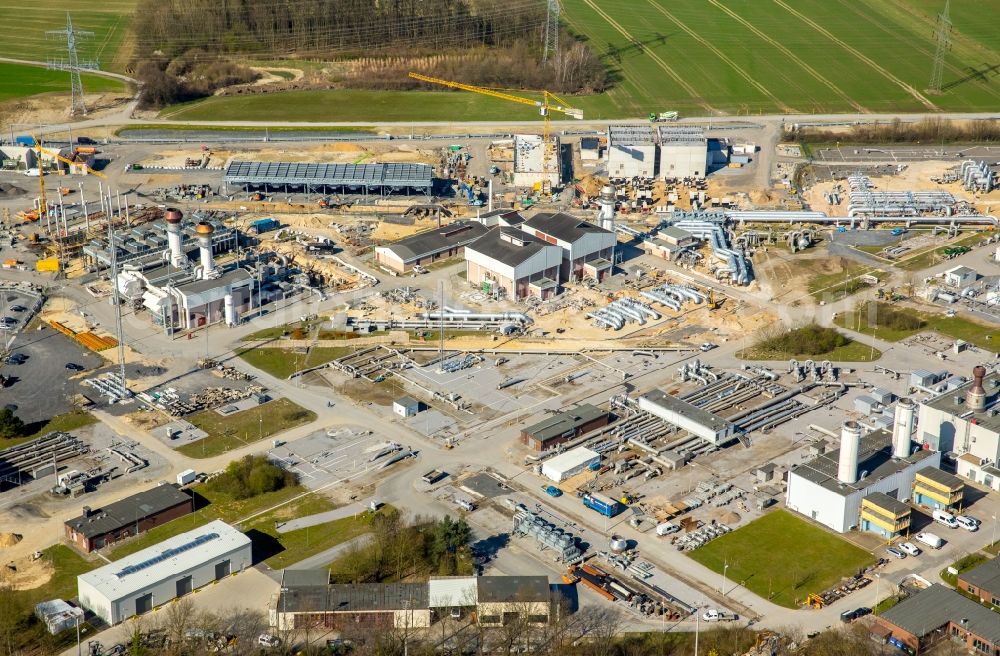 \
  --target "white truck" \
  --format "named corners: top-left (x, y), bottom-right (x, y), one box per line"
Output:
top-left (655, 522), bottom-right (680, 536)
top-left (915, 532), bottom-right (945, 549)
top-left (701, 609), bottom-right (738, 622)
